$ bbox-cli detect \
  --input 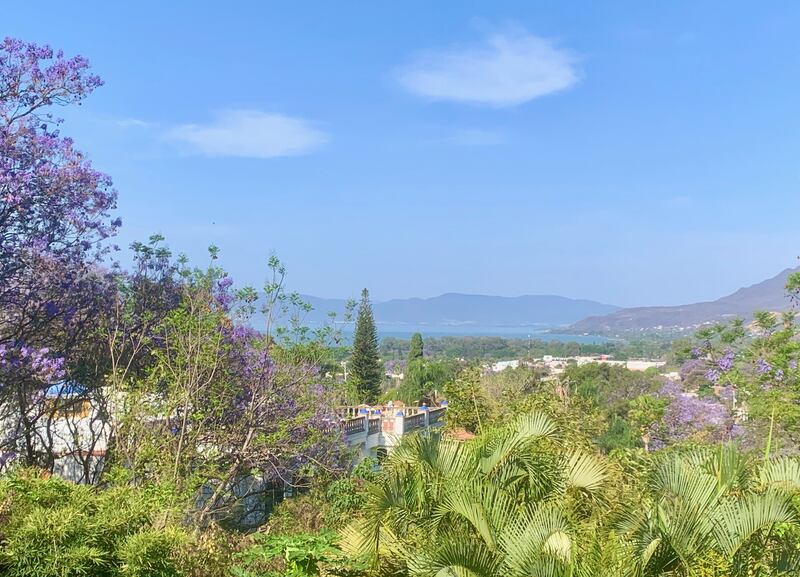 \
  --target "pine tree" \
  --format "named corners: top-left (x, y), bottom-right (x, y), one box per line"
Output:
top-left (407, 332), bottom-right (424, 363)
top-left (351, 288), bottom-right (382, 403)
